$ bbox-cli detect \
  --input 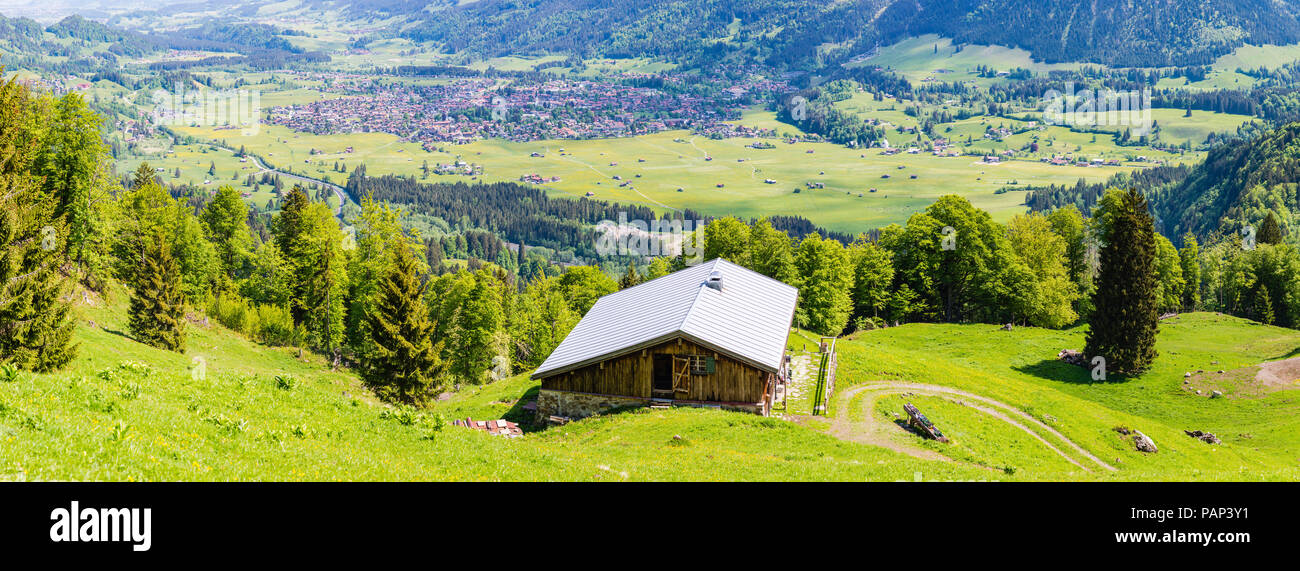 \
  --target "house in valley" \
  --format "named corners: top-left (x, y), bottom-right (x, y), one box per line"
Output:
top-left (531, 259), bottom-right (798, 421)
